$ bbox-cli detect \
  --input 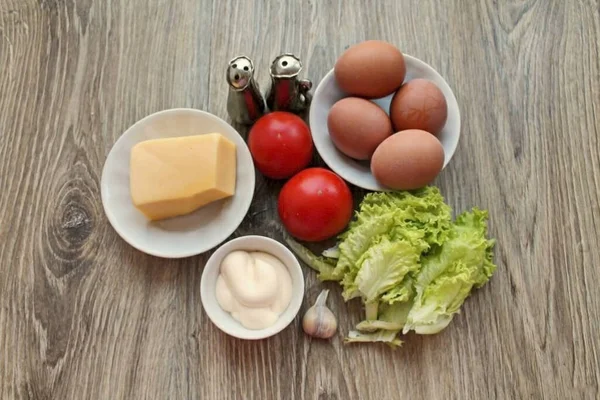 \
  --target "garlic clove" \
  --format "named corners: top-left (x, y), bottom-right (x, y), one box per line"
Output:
top-left (302, 289), bottom-right (338, 339)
